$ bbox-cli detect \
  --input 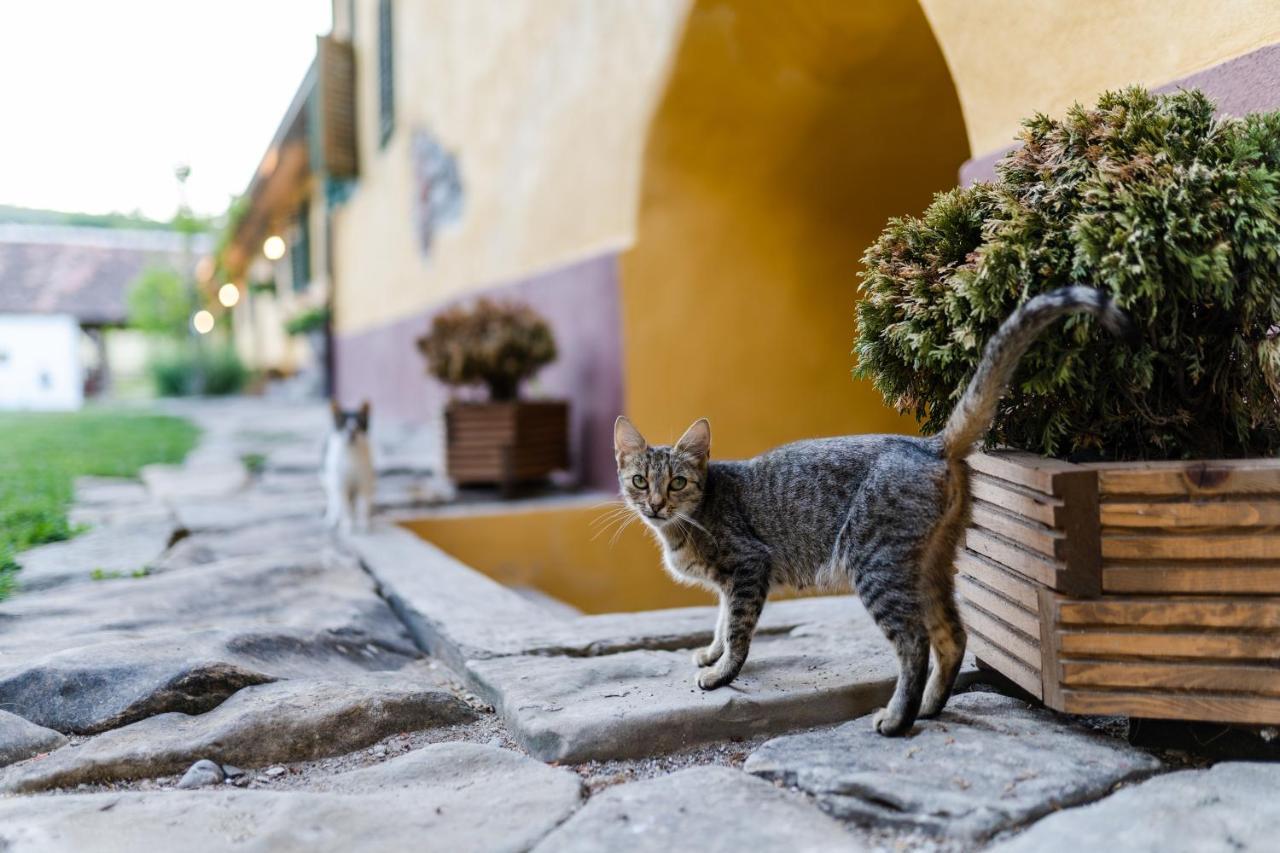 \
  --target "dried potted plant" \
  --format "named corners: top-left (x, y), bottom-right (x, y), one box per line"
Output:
top-left (856, 87), bottom-right (1280, 725)
top-left (417, 298), bottom-right (567, 493)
